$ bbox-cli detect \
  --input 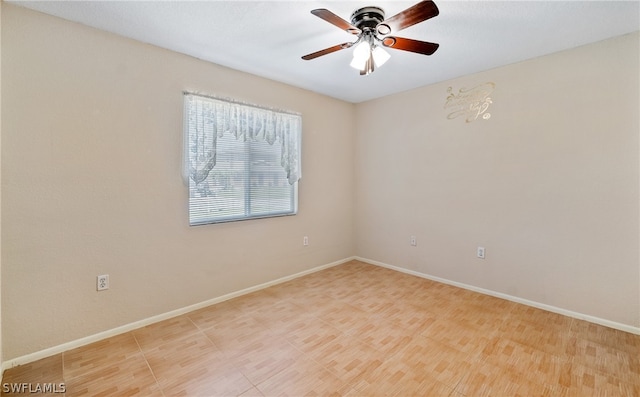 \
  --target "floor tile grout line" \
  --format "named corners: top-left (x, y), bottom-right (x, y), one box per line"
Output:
top-left (185, 314), bottom-right (261, 396)
top-left (131, 332), bottom-right (166, 397)
top-left (189, 313), bottom-right (284, 395)
top-left (57, 333), bottom-right (141, 384)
